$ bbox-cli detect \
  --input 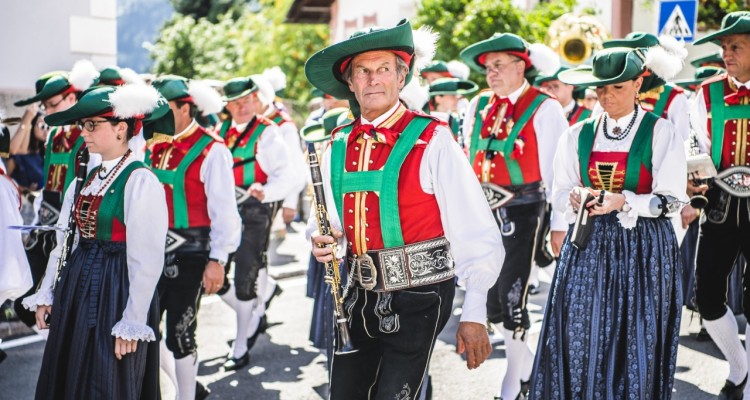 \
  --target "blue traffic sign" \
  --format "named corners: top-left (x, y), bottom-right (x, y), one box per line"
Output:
top-left (658, 0), bottom-right (698, 42)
